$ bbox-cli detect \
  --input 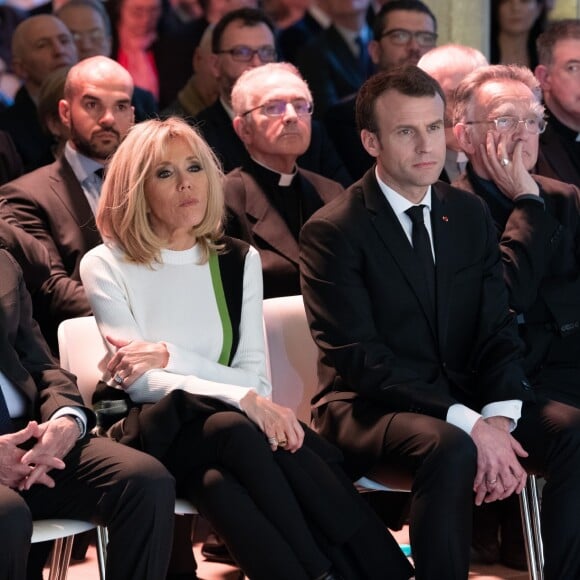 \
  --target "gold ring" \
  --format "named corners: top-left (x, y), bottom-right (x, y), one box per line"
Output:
top-left (278, 440), bottom-right (288, 448)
